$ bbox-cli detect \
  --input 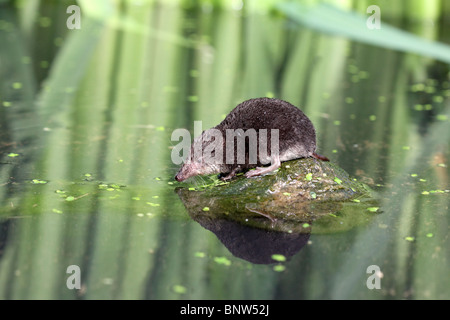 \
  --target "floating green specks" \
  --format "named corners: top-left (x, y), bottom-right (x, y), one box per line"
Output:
top-left (271, 254), bottom-right (286, 262)
top-left (99, 183), bottom-right (123, 191)
top-left (414, 104), bottom-right (423, 111)
top-left (12, 82), bottom-right (22, 89)
top-left (410, 83), bottom-right (425, 92)
top-left (187, 95), bottom-right (199, 102)
top-left (131, 197), bottom-right (140, 201)
top-left (421, 191), bottom-right (430, 195)
top-left (433, 95), bottom-right (444, 103)
top-left (282, 192), bottom-right (291, 196)
top-left (188, 187), bottom-right (196, 191)
top-left (194, 252), bottom-right (206, 258)
top-left (52, 208), bottom-right (63, 214)
top-left (65, 196), bottom-right (75, 202)
top-left (404, 236), bottom-right (415, 242)
top-left (309, 191), bottom-right (317, 199)
top-left (213, 256), bottom-right (231, 266)
top-left (146, 202), bottom-right (160, 207)
top-left (410, 173), bottom-right (418, 177)
top-left (436, 114), bottom-right (448, 121)
top-left (427, 189), bottom-right (445, 194)
top-left (367, 207), bottom-right (379, 213)
top-left (202, 206), bottom-right (210, 212)
top-left (302, 223), bottom-right (310, 228)
top-left (7, 153), bottom-right (19, 157)
top-left (31, 179), bottom-right (48, 184)
top-left (333, 120), bottom-right (341, 126)
top-left (155, 126), bottom-right (165, 131)
top-left (352, 199), bottom-right (360, 203)
top-left (172, 285), bottom-right (187, 294)
top-left (3, 101), bottom-right (12, 107)
top-left (334, 177), bottom-right (342, 185)
top-left (305, 173), bottom-right (312, 181)
top-left (426, 233), bottom-right (434, 238)
top-left (273, 265), bottom-right (286, 272)
top-left (402, 146), bottom-right (411, 150)
top-left (347, 64), bottom-right (358, 74)
top-left (345, 97), bottom-right (354, 104)
top-left (265, 91), bottom-right (274, 98)
top-left (84, 173), bottom-right (92, 178)
top-left (369, 115), bottom-right (376, 121)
